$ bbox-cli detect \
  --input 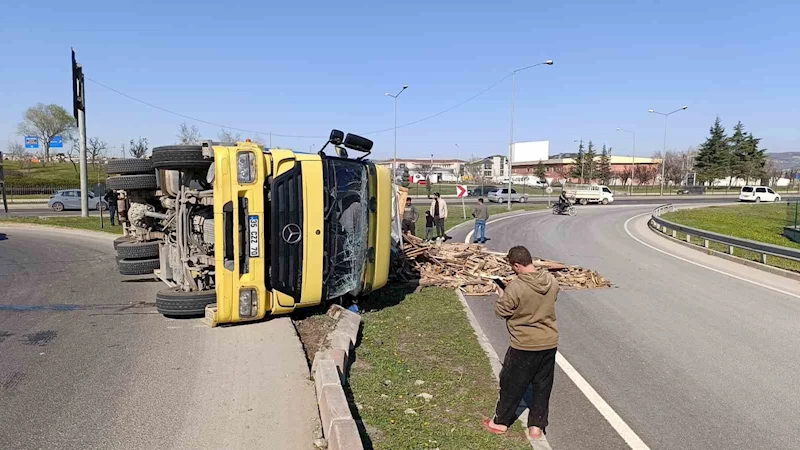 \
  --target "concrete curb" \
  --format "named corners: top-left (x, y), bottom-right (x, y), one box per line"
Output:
top-left (647, 219), bottom-right (800, 283)
top-left (0, 222), bottom-right (119, 241)
top-left (310, 304), bottom-right (364, 450)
